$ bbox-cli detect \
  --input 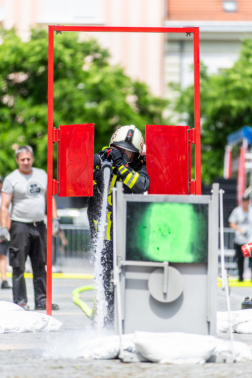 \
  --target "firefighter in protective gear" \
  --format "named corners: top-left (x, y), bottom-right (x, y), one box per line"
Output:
top-left (88, 125), bottom-right (150, 325)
